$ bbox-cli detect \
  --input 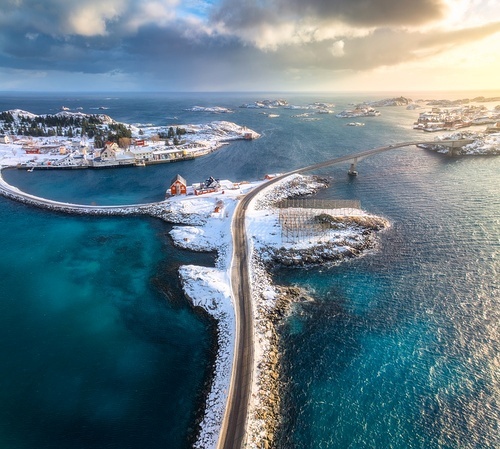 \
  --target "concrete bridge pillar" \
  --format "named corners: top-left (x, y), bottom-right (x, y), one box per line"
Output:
top-left (449, 141), bottom-right (461, 157)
